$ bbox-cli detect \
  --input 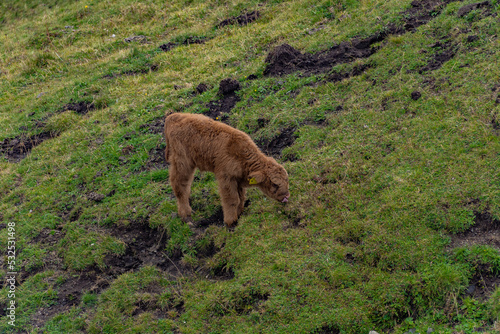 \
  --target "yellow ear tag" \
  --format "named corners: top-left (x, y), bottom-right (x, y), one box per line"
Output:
top-left (249, 177), bottom-right (258, 185)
